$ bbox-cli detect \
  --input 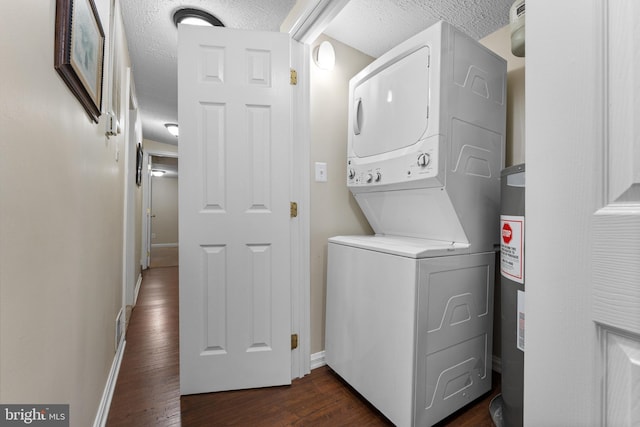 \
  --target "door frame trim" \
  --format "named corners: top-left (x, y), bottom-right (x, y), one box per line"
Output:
top-left (284, 0), bottom-right (347, 378)
top-left (290, 40), bottom-right (311, 378)
top-left (284, 0), bottom-right (349, 44)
